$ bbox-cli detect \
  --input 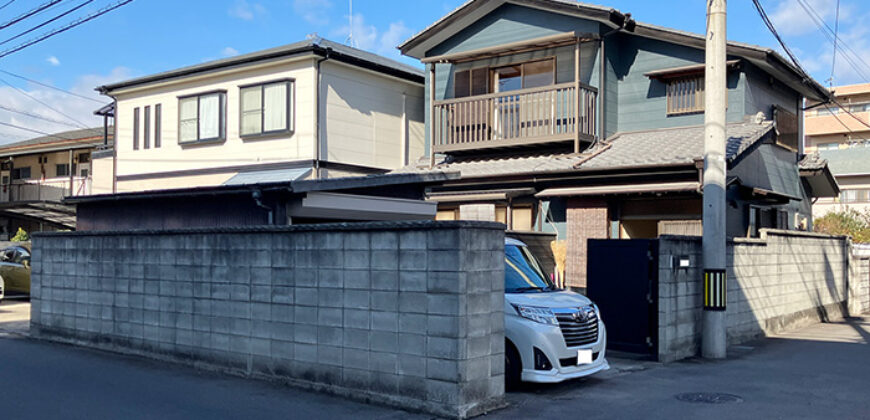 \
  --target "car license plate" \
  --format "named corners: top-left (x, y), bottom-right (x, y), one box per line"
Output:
top-left (577, 349), bottom-right (593, 365)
